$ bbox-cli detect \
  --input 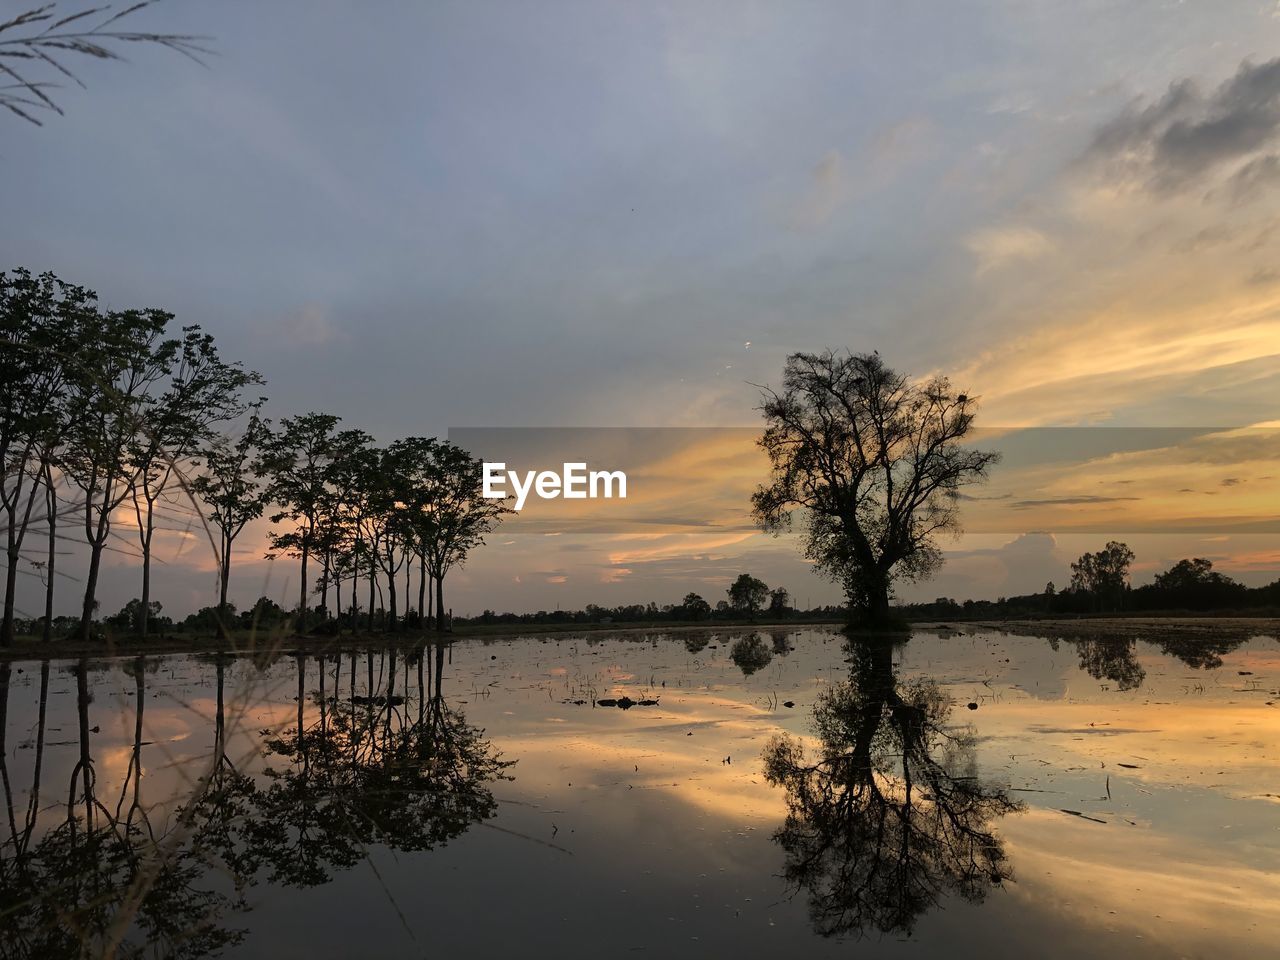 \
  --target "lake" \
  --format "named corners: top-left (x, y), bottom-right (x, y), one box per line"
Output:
top-left (1, 626), bottom-right (1276, 958)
